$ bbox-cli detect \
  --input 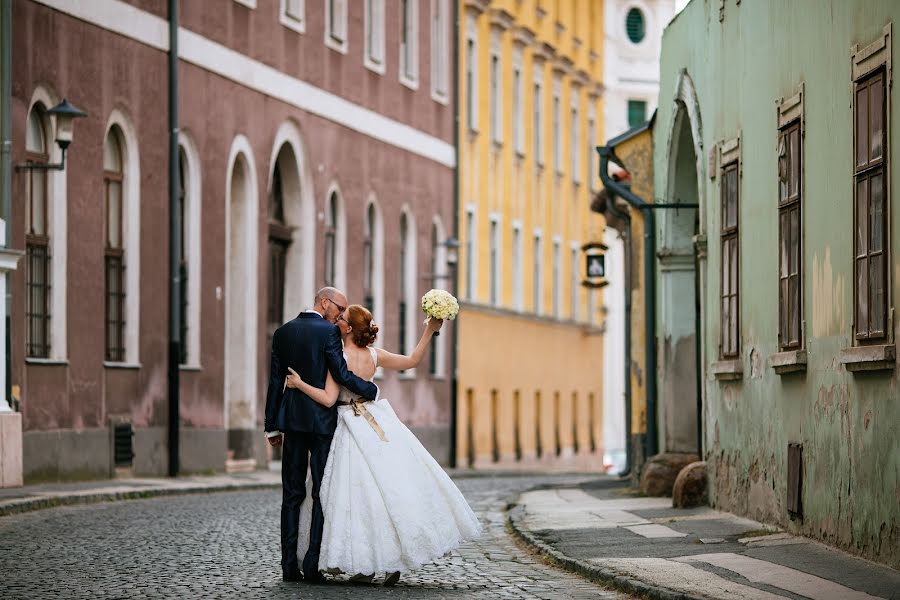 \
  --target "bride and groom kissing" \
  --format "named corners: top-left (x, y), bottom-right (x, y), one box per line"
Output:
top-left (264, 287), bottom-right (481, 586)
